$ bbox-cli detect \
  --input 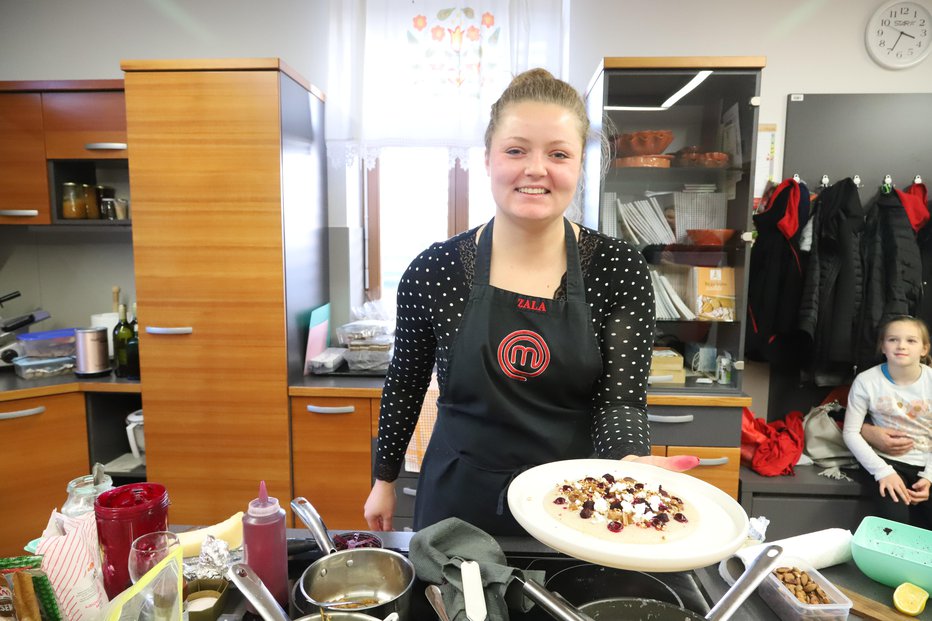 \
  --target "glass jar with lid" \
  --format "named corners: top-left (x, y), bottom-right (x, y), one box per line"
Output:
top-left (61, 473), bottom-right (114, 518)
top-left (61, 182), bottom-right (87, 219)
